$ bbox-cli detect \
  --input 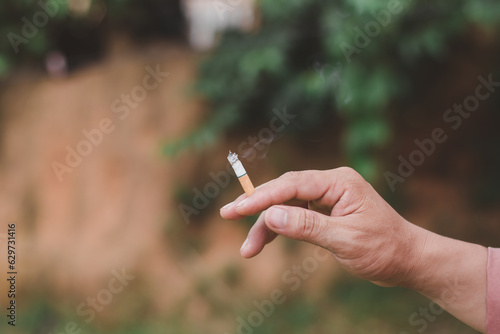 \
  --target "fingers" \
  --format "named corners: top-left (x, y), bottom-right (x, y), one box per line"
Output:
top-left (220, 168), bottom-right (363, 258)
top-left (227, 170), bottom-right (346, 217)
top-left (220, 193), bottom-right (248, 220)
top-left (221, 192), bottom-right (308, 221)
top-left (240, 205), bottom-right (339, 258)
top-left (264, 205), bottom-right (339, 249)
top-left (240, 211), bottom-right (277, 258)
